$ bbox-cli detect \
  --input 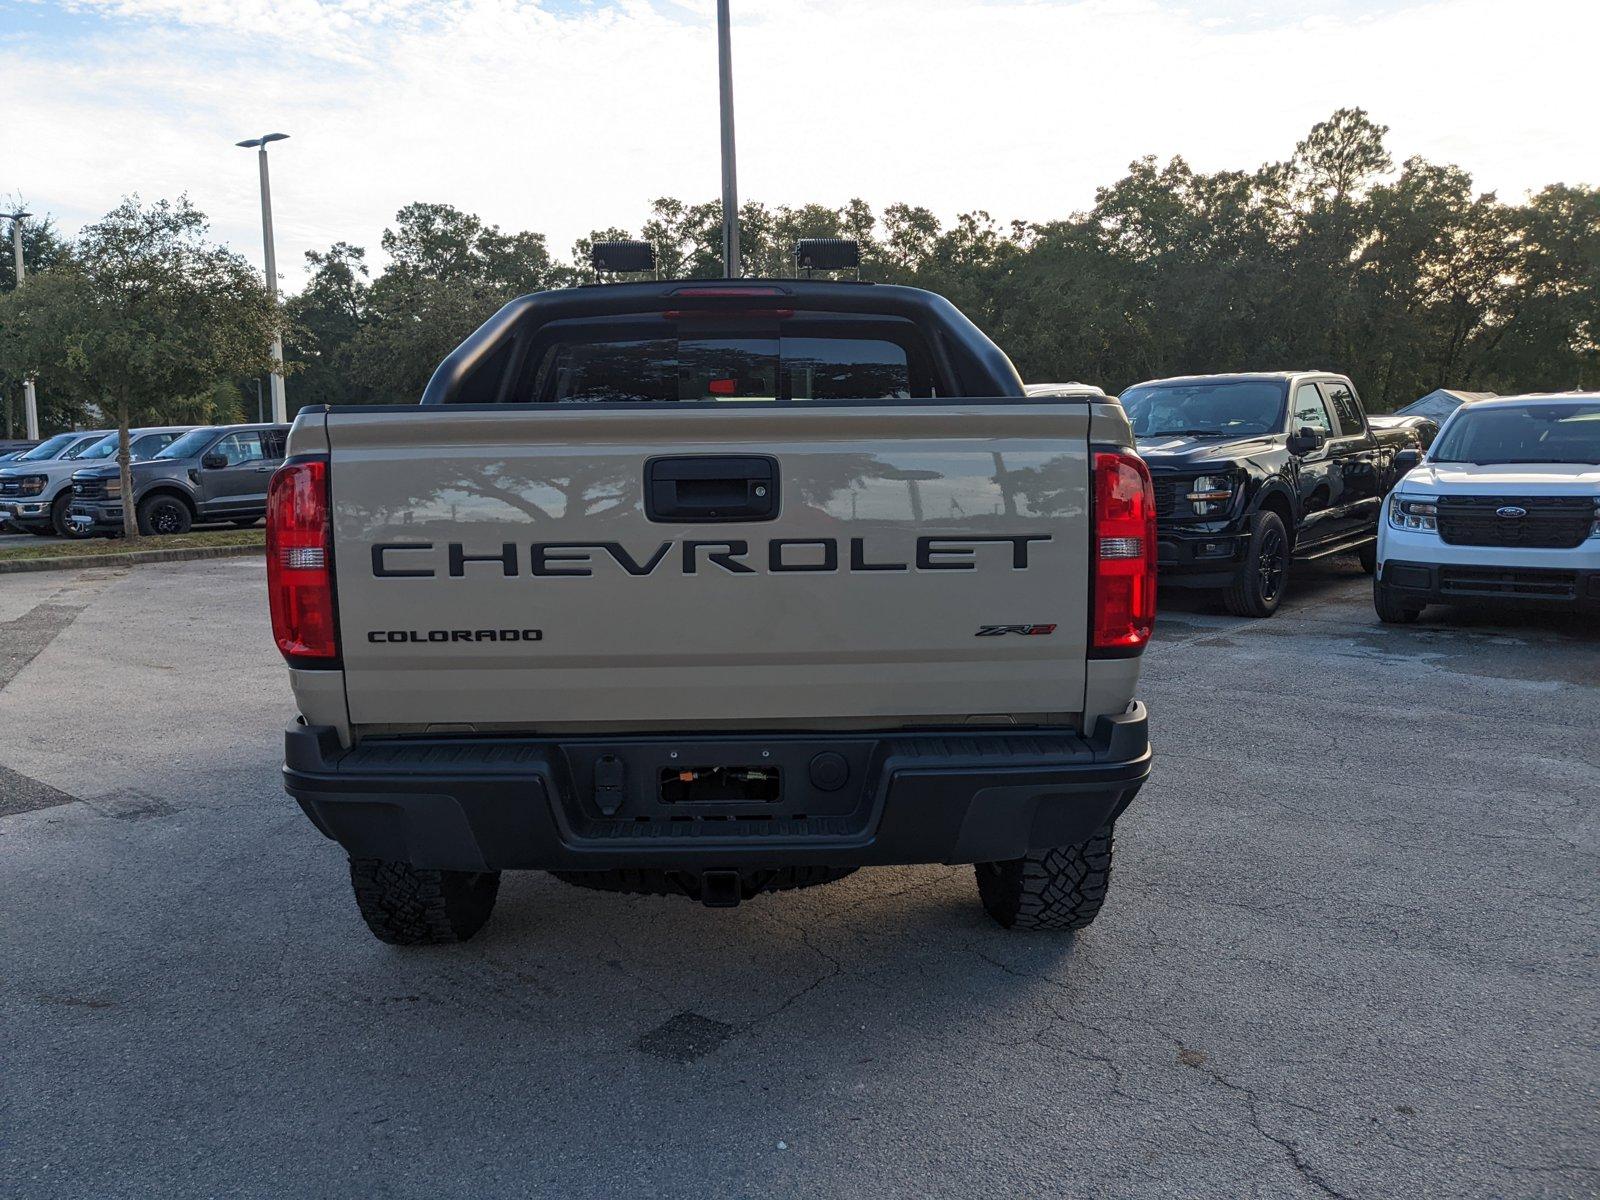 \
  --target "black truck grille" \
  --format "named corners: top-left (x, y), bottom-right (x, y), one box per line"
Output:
top-left (72, 478), bottom-right (110, 500)
top-left (0, 479), bottom-right (19, 497)
top-left (1151, 475), bottom-right (1196, 519)
top-left (1438, 567), bottom-right (1579, 601)
top-left (1151, 476), bottom-right (1179, 515)
top-left (1437, 496), bottom-right (1593, 549)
